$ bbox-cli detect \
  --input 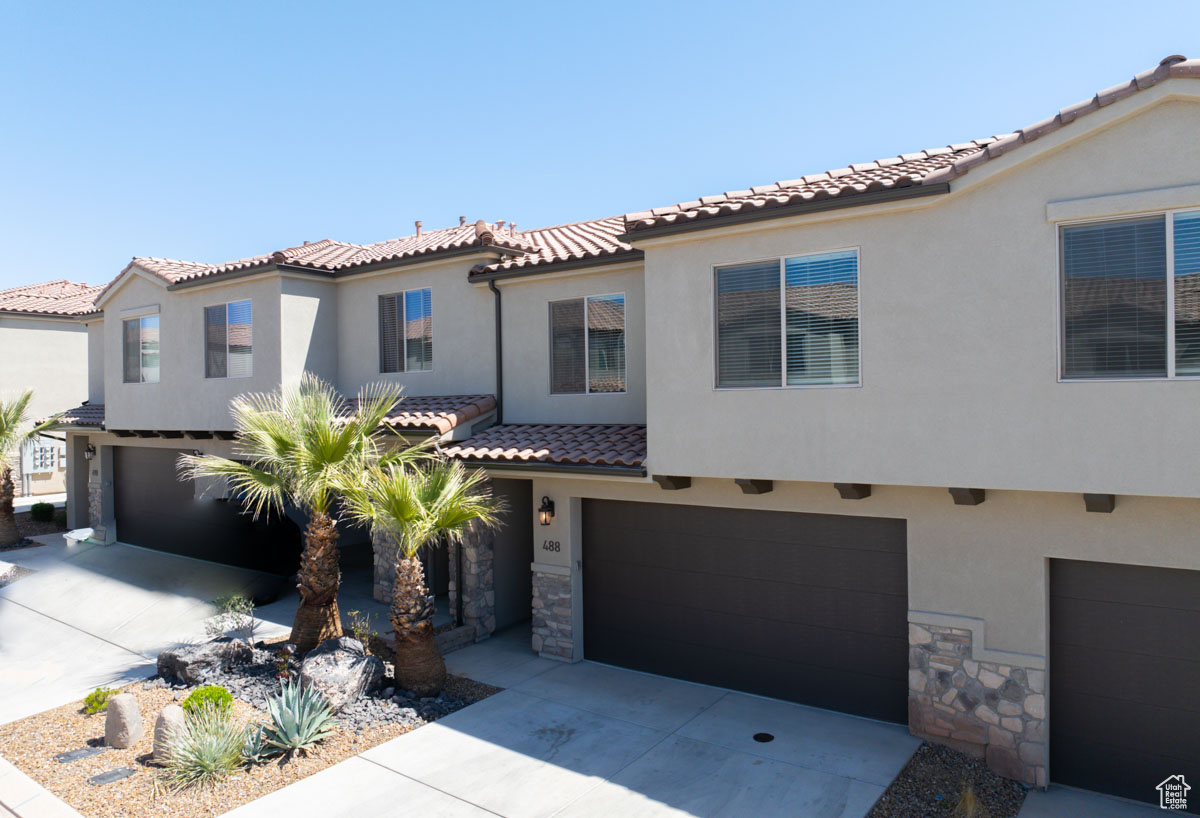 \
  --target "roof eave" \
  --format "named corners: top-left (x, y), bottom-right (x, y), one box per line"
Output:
top-left (618, 183), bottom-right (951, 243)
top-left (458, 459), bottom-right (647, 477)
top-left (469, 249), bottom-right (645, 283)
